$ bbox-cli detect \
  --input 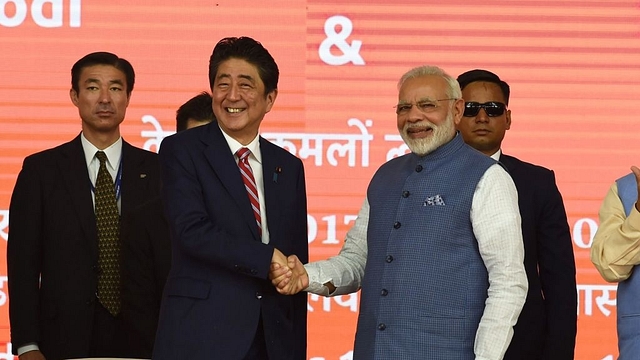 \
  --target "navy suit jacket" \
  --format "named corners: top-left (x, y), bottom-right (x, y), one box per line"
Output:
top-left (153, 123), bottom-right (308, 359)
top-left (499, 154), bottom-right (577, 360)
top-left (8, 134), bottom-right (161, 359)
